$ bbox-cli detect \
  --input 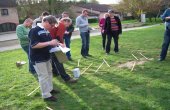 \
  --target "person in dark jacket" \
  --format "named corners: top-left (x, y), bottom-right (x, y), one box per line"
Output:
top-left (62, 12), bottom-right (75, 61)
top-left (104, 10), bottom-right (122, 54)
